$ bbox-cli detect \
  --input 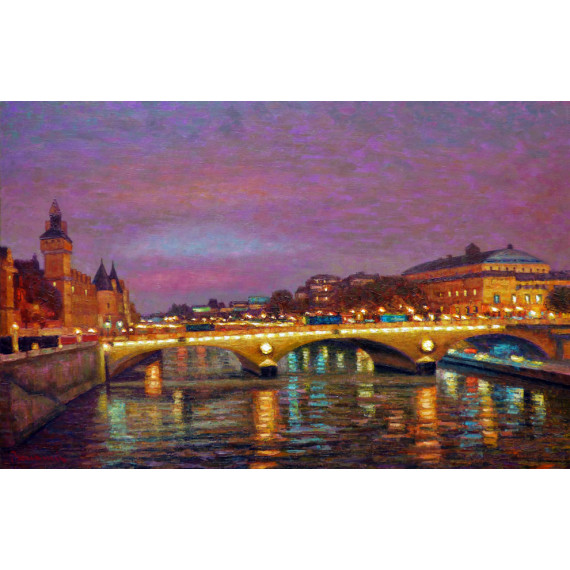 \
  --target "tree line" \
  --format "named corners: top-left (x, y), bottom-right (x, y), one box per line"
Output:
top-left (267, 277), bottom-right (430, 316)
